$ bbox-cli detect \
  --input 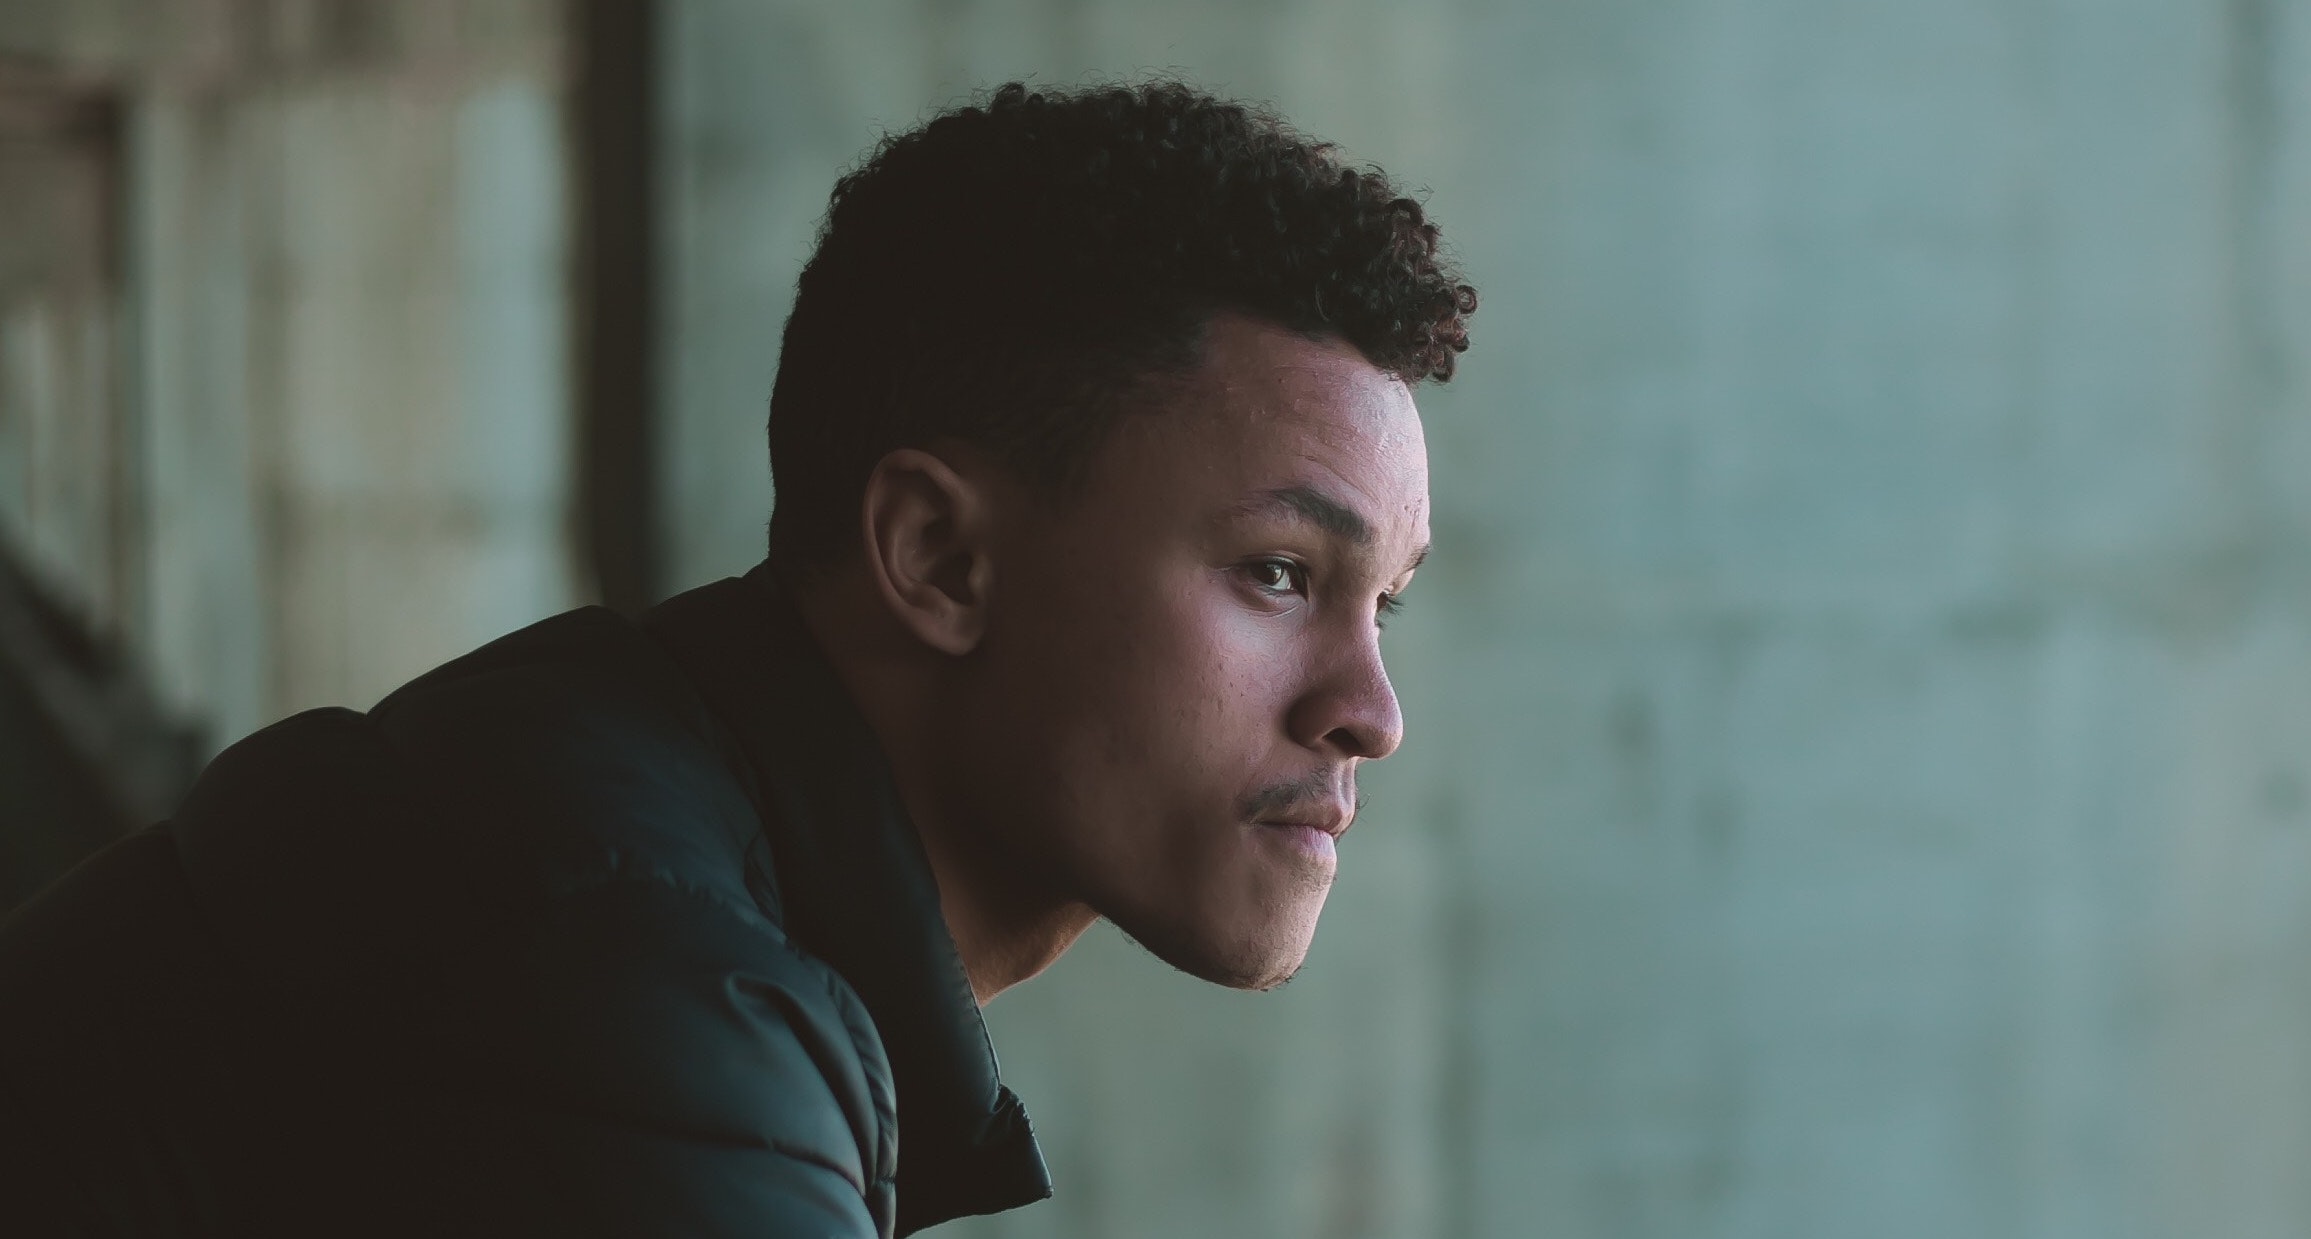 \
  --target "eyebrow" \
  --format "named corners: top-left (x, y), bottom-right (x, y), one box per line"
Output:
top-left (1244, 484), bottom-right (1371, 544)
top-left (1232, 484), bottom-right (1432, 574)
